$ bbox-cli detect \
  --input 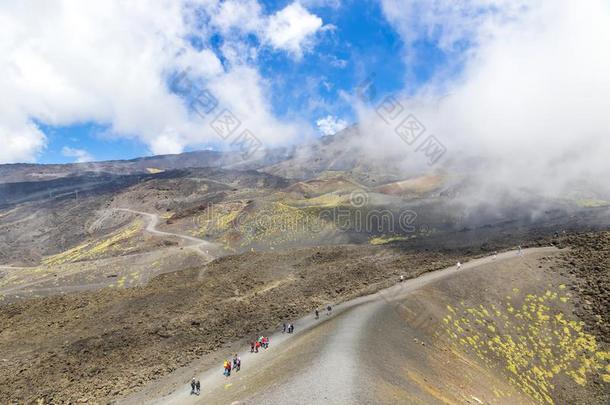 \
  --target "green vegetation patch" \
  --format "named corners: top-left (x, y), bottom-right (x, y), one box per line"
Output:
top-left (442, 290), bottom-right (610, 404)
